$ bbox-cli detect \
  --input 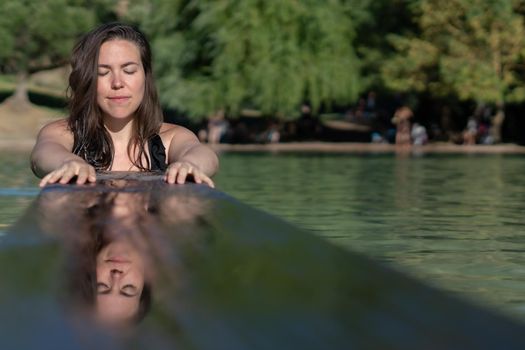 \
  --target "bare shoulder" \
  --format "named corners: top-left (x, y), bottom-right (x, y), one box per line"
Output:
top-left (159, 122), bottom-right (199, 147)
top-left (38, 118), bottom-right (70, 137)
top-left (36, 118), bottom-right (73, 147)
top-left (159, 122), bottom-right (196, 137)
